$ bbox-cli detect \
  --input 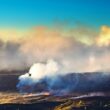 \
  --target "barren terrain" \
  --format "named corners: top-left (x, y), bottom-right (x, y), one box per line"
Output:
top-left (0, 71), bottom-right (110, 110)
